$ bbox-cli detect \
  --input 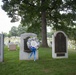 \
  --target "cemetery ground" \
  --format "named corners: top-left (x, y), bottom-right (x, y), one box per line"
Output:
top-left (0, 46), bottom-right (76, 75)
